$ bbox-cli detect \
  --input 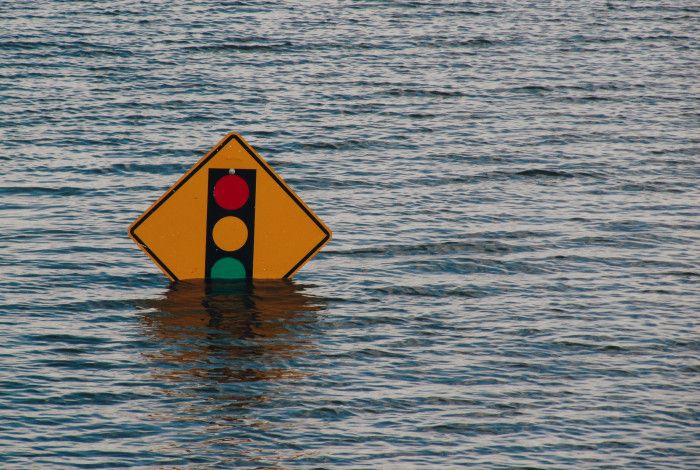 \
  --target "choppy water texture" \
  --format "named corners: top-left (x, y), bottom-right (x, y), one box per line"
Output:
top-left (1, 1), bottom-right (699, 468)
